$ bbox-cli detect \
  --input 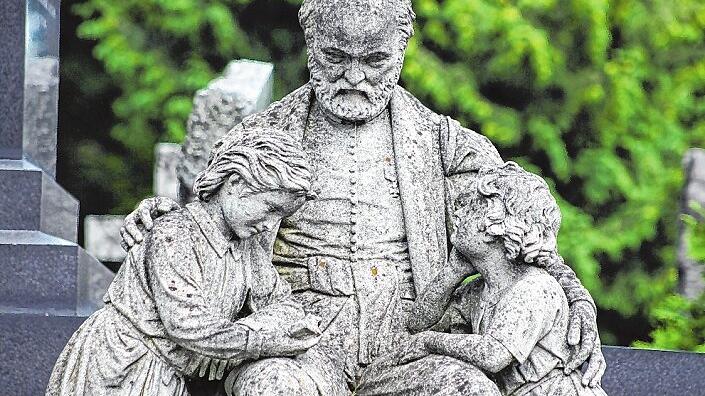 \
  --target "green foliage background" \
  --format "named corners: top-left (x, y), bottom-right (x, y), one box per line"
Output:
top-left (59, 0), bottom-right (705, 347)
